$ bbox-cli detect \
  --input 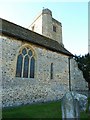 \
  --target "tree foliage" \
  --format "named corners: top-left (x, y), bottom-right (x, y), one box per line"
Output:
top-left (75, 53), bottom-right (90, 83)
